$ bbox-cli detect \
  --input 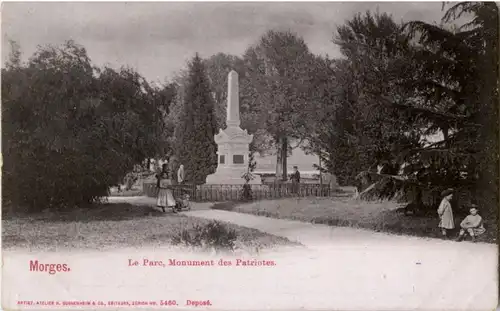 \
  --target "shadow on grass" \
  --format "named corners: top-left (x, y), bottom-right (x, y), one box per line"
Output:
top-left (4, 203), bottom-right (168, 223)
top-left (211, 201), bottom-right (240, 211)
